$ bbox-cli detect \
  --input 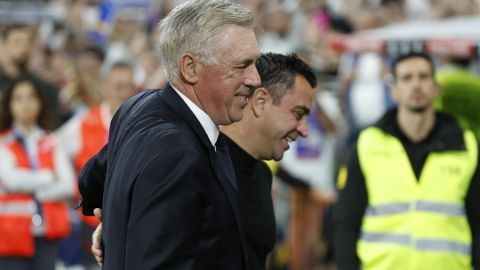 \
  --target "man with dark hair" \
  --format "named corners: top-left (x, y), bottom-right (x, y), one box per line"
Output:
top-left (0, 24), bottom-right (60, 126)
top-left (391, 52), bottom-right (436, 84)
top-left (334, 52), bottom-right (480, 270)
top-left (82, 52), bottom-right (317, 270)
